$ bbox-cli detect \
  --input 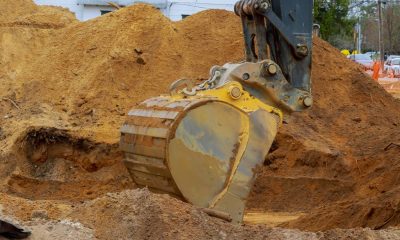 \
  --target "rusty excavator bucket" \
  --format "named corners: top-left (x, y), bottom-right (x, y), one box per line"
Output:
top-left (120, 61), bottom-right (307, 223)
top-left (120, 82), bottom-right (280, 222)
top-left (120, 0), bottom-right (313, 224)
